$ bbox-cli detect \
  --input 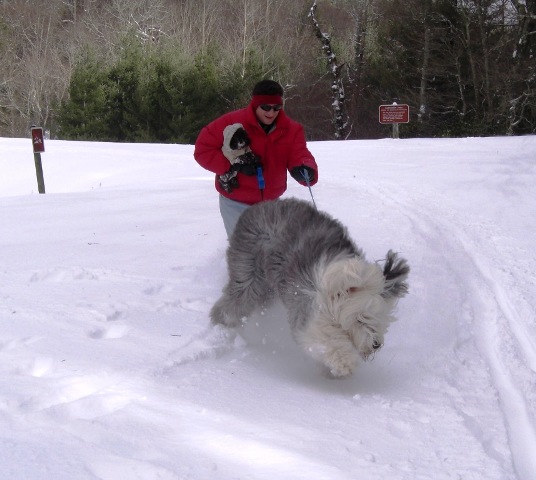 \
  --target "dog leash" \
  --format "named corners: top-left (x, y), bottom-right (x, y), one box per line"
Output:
top-left (256, 166), bottom-right (265, 201)
top-left (301, 168), bottom-right (317, 210)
